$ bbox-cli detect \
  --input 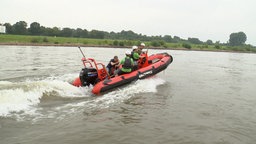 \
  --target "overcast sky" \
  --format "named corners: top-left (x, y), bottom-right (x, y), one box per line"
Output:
top-left (1, 0), bottom-right (255, 45)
